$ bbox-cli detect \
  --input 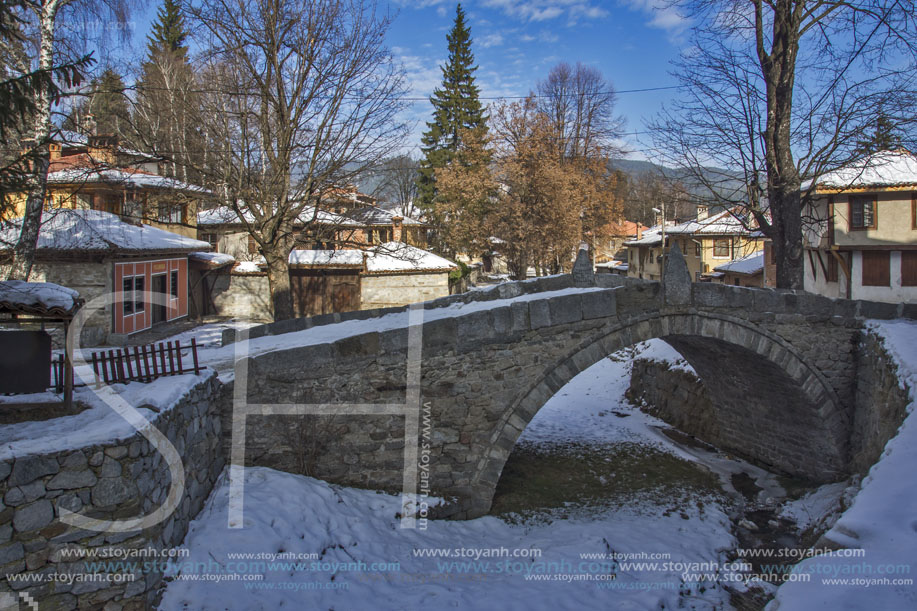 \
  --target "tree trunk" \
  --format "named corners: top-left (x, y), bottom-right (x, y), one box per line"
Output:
top-left (263, 248), bottom-right (295, 321)
top-left (7, 1), bottom-right (59, 281)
